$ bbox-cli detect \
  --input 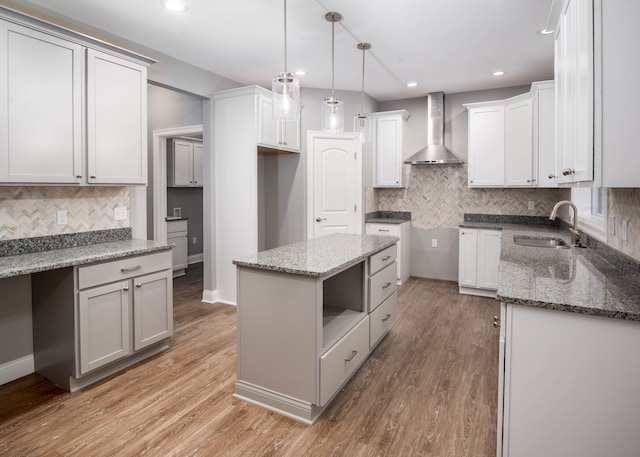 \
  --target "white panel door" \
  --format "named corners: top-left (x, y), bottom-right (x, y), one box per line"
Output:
top-left (0, 22), bottom-right (82, 183)
top-left (308, 133), bottom-right (362, 239)
top-left (86, 49), bottom-right (147, 185)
